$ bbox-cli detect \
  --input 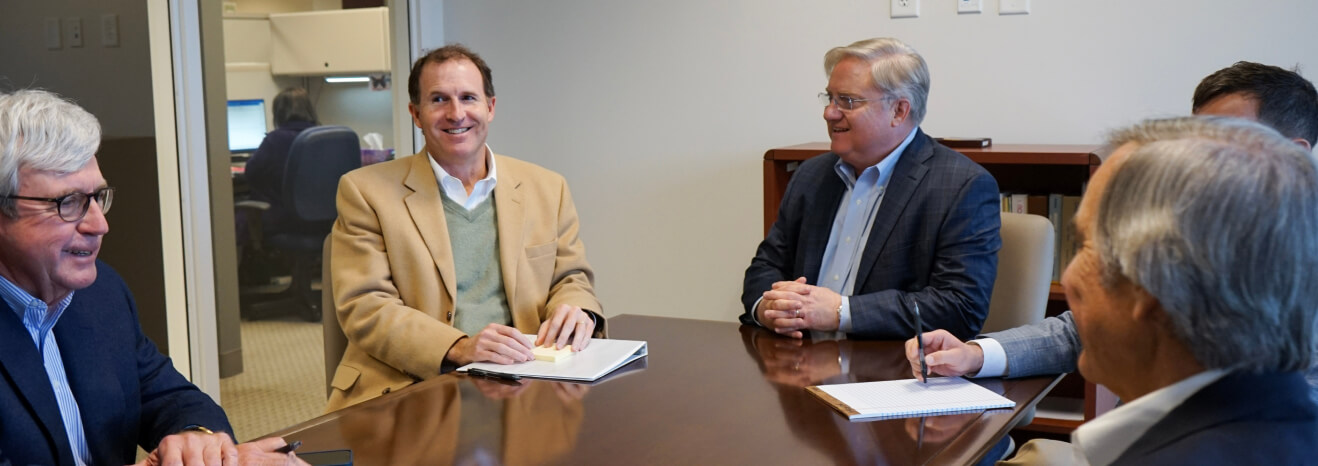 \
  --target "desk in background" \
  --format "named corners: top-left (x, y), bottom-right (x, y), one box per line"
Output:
top-left (268, 315), bottom-right (1060, 465)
